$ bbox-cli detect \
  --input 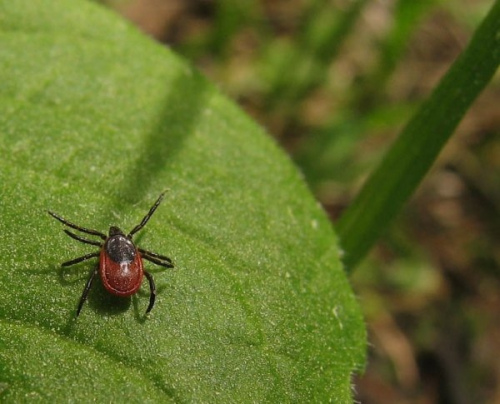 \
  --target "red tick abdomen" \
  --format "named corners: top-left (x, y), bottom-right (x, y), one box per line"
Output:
top-left (99, 249), bottom-right (144, 296)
